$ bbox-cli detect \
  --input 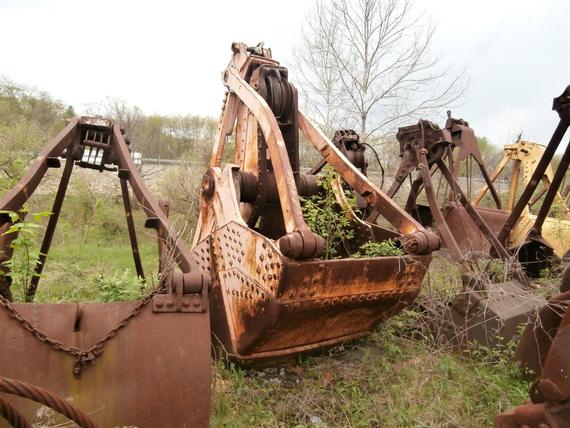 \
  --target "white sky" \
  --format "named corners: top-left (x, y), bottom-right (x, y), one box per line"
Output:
top-left (1, 0), bottom-right (569, 147)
